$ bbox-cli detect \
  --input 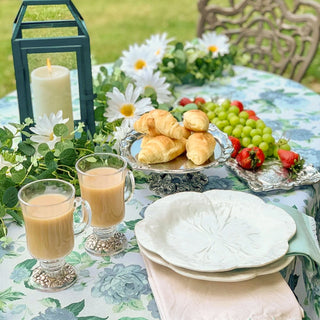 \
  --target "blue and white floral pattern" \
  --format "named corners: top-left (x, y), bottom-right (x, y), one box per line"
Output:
top-left (1, 65), bottom-right (320, 319)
